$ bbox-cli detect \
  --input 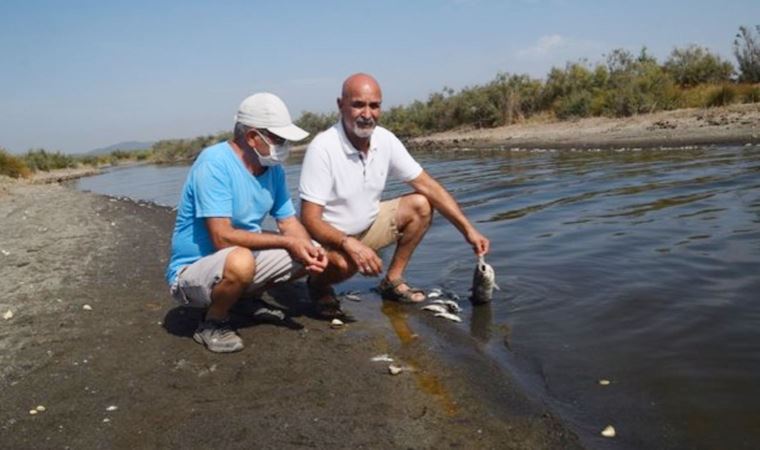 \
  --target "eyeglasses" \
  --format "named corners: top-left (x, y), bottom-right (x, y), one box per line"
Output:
top-left (254, 129), bottom-right (286, 146)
